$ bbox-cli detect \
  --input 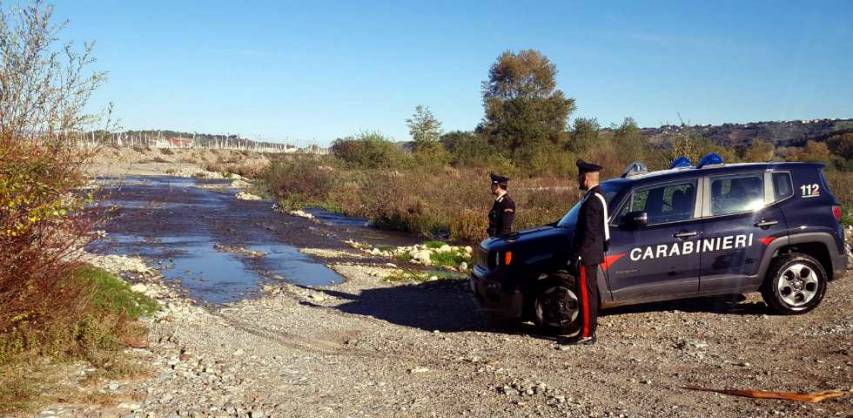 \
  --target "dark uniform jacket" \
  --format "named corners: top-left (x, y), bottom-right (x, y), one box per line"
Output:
top-left (573, 185), bottom-right (609, 265)
top-left (487, 193), bottom-right (516, 237)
